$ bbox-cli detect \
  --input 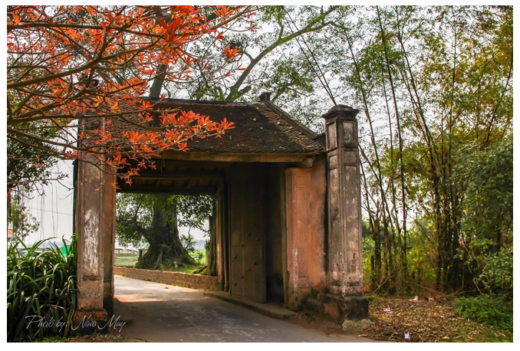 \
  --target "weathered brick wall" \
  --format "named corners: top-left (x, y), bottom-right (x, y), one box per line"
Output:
top-left (114, 267), bottom-right (221, 291)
